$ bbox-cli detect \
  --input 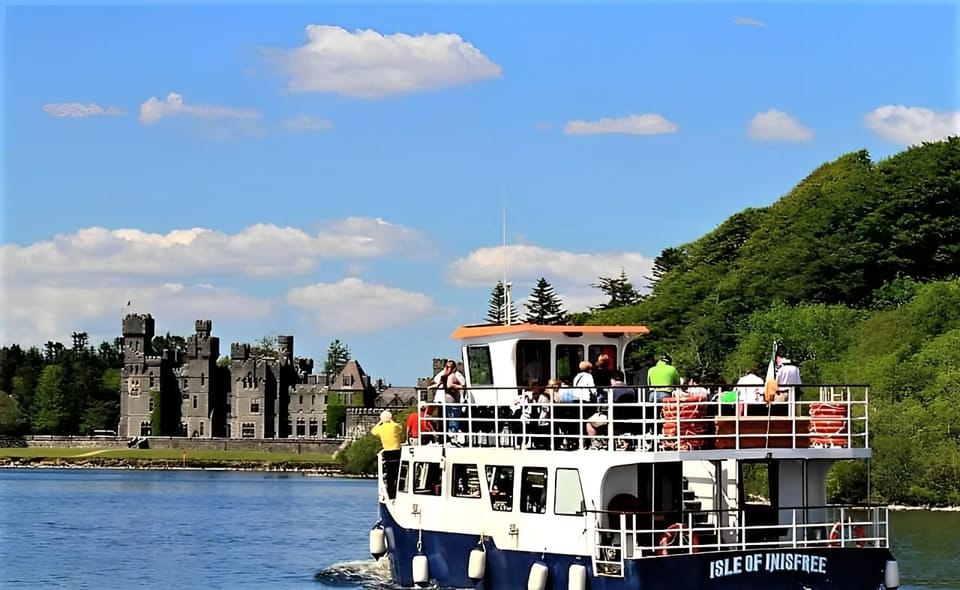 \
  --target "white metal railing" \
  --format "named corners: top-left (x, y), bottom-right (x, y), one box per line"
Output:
top-left (411, 384), bottom-right (870, 452)
top-left (586, 504), bottom-right (888, 571)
